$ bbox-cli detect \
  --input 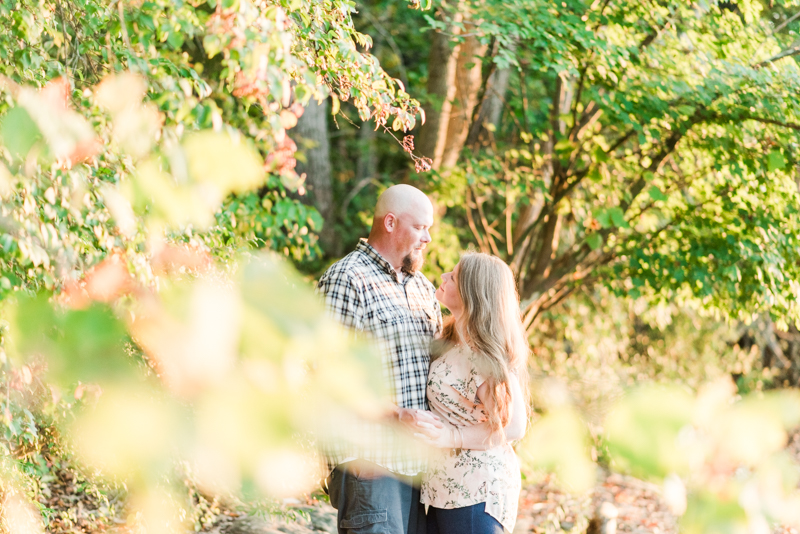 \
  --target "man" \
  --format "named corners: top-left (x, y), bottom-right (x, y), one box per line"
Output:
top-left (317, 184), bottom-right (443, 534)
